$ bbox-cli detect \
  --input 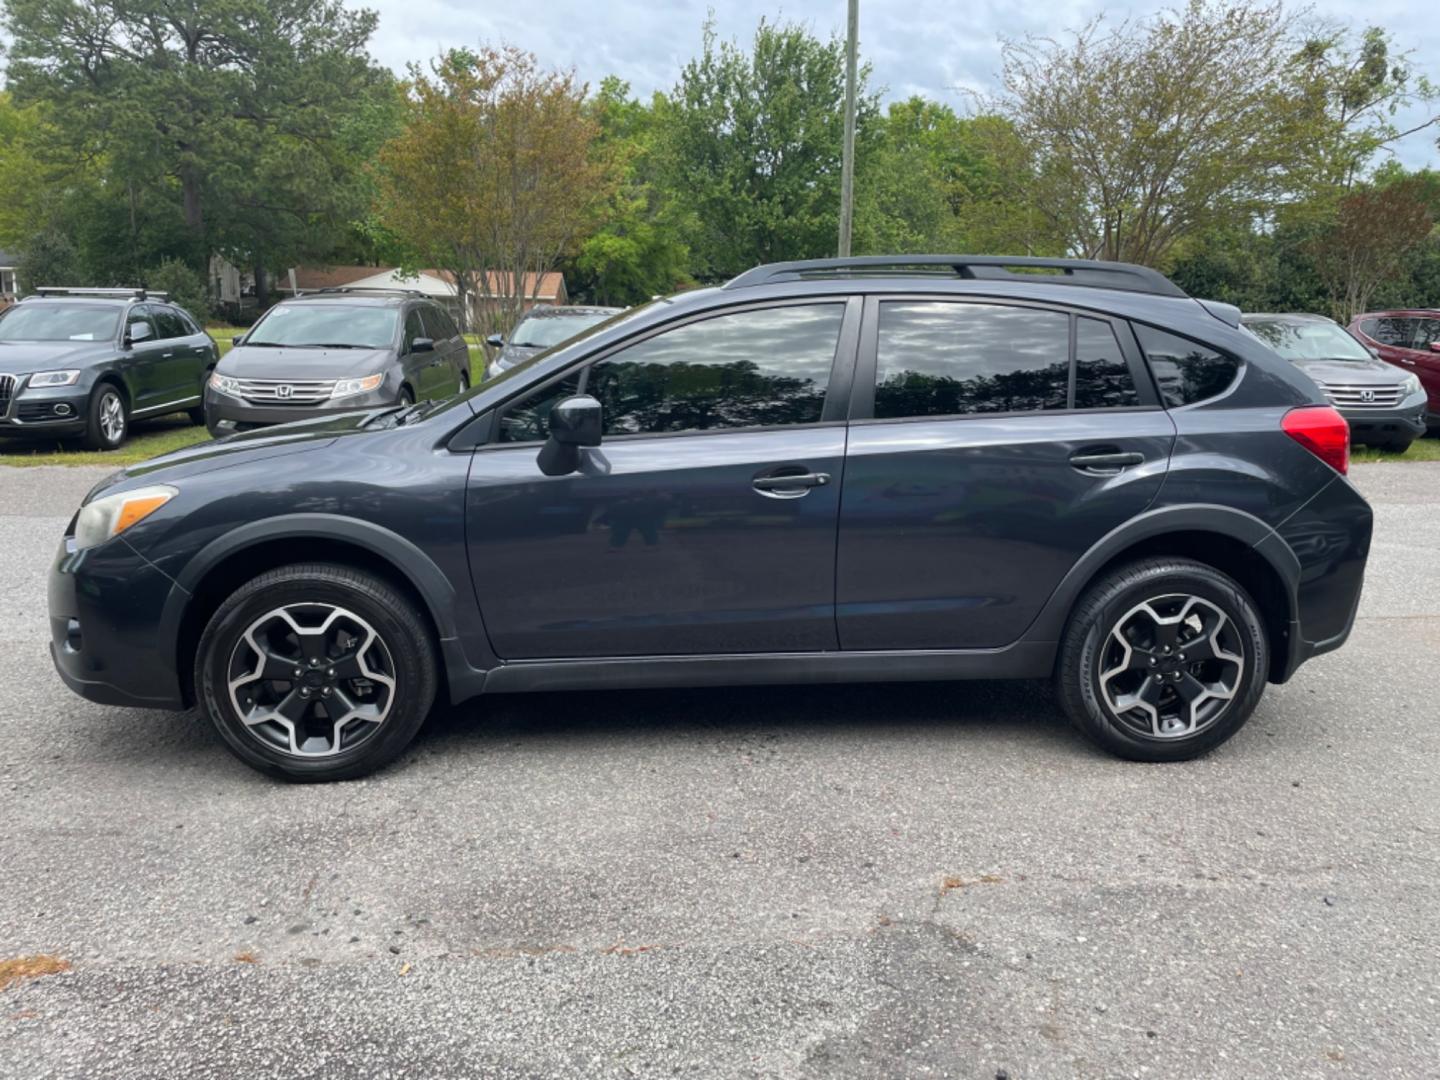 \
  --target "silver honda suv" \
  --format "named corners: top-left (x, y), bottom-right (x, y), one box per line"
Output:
top-left (204, 289), bottom-right (473, 436)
